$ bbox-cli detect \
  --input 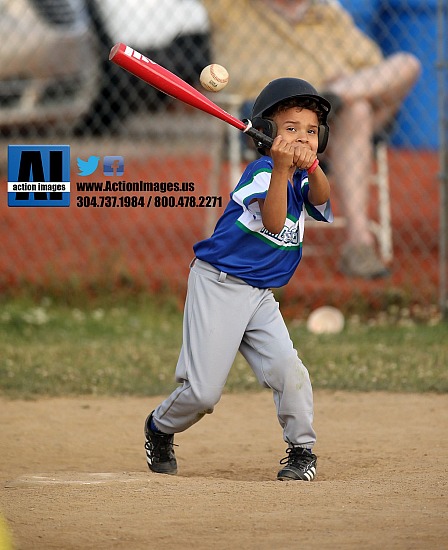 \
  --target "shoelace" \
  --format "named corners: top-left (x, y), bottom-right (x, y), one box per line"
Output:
top-left (146, 433), bottom-right (177, 461)
top-left (279, 447), bottom-right (314, 468)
